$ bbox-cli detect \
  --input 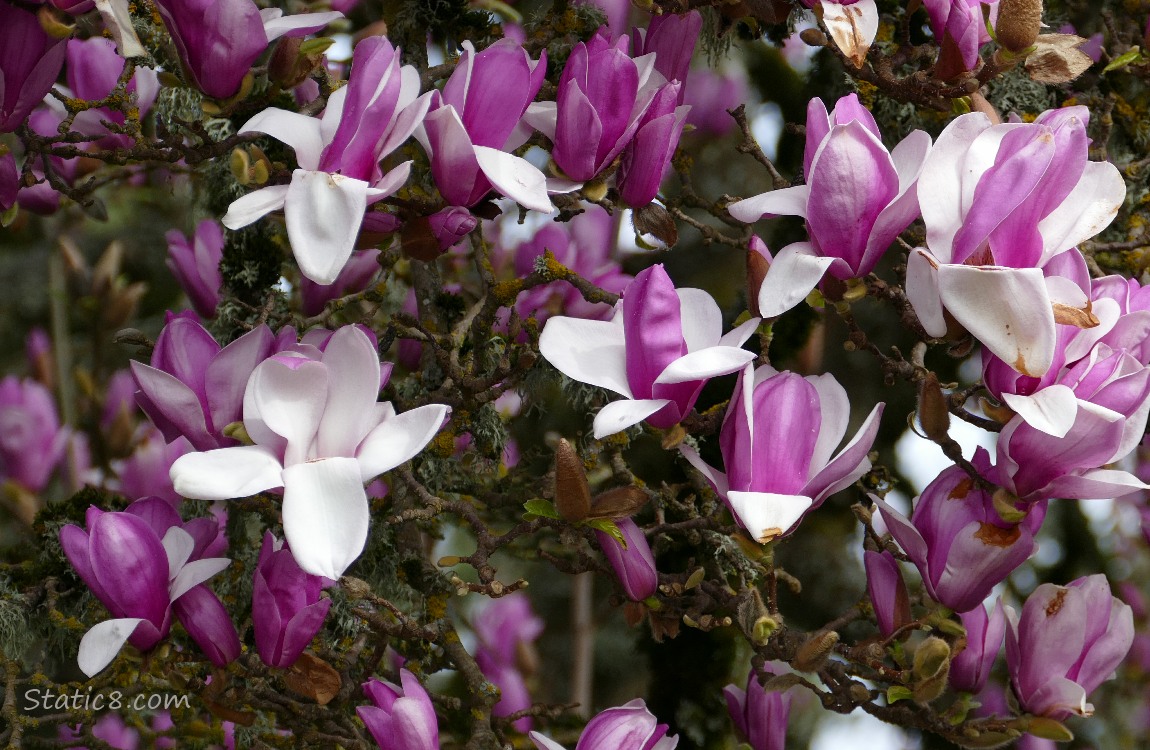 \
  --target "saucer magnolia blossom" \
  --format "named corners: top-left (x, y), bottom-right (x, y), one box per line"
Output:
top-left (802, 0), bottom-right (879, 68)
top-left (222, 36), bottom-right (433, 285)
top-left (680, 365), bottom-right (883, 543)
top-left (908, 107), bottom-right (1125, 377)
top-left (169, 325), bottom-right (450, 579)
top-left (729, 95), bottom-right (930, 317)
top-left (539, 264), bottom-right (758, 439)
